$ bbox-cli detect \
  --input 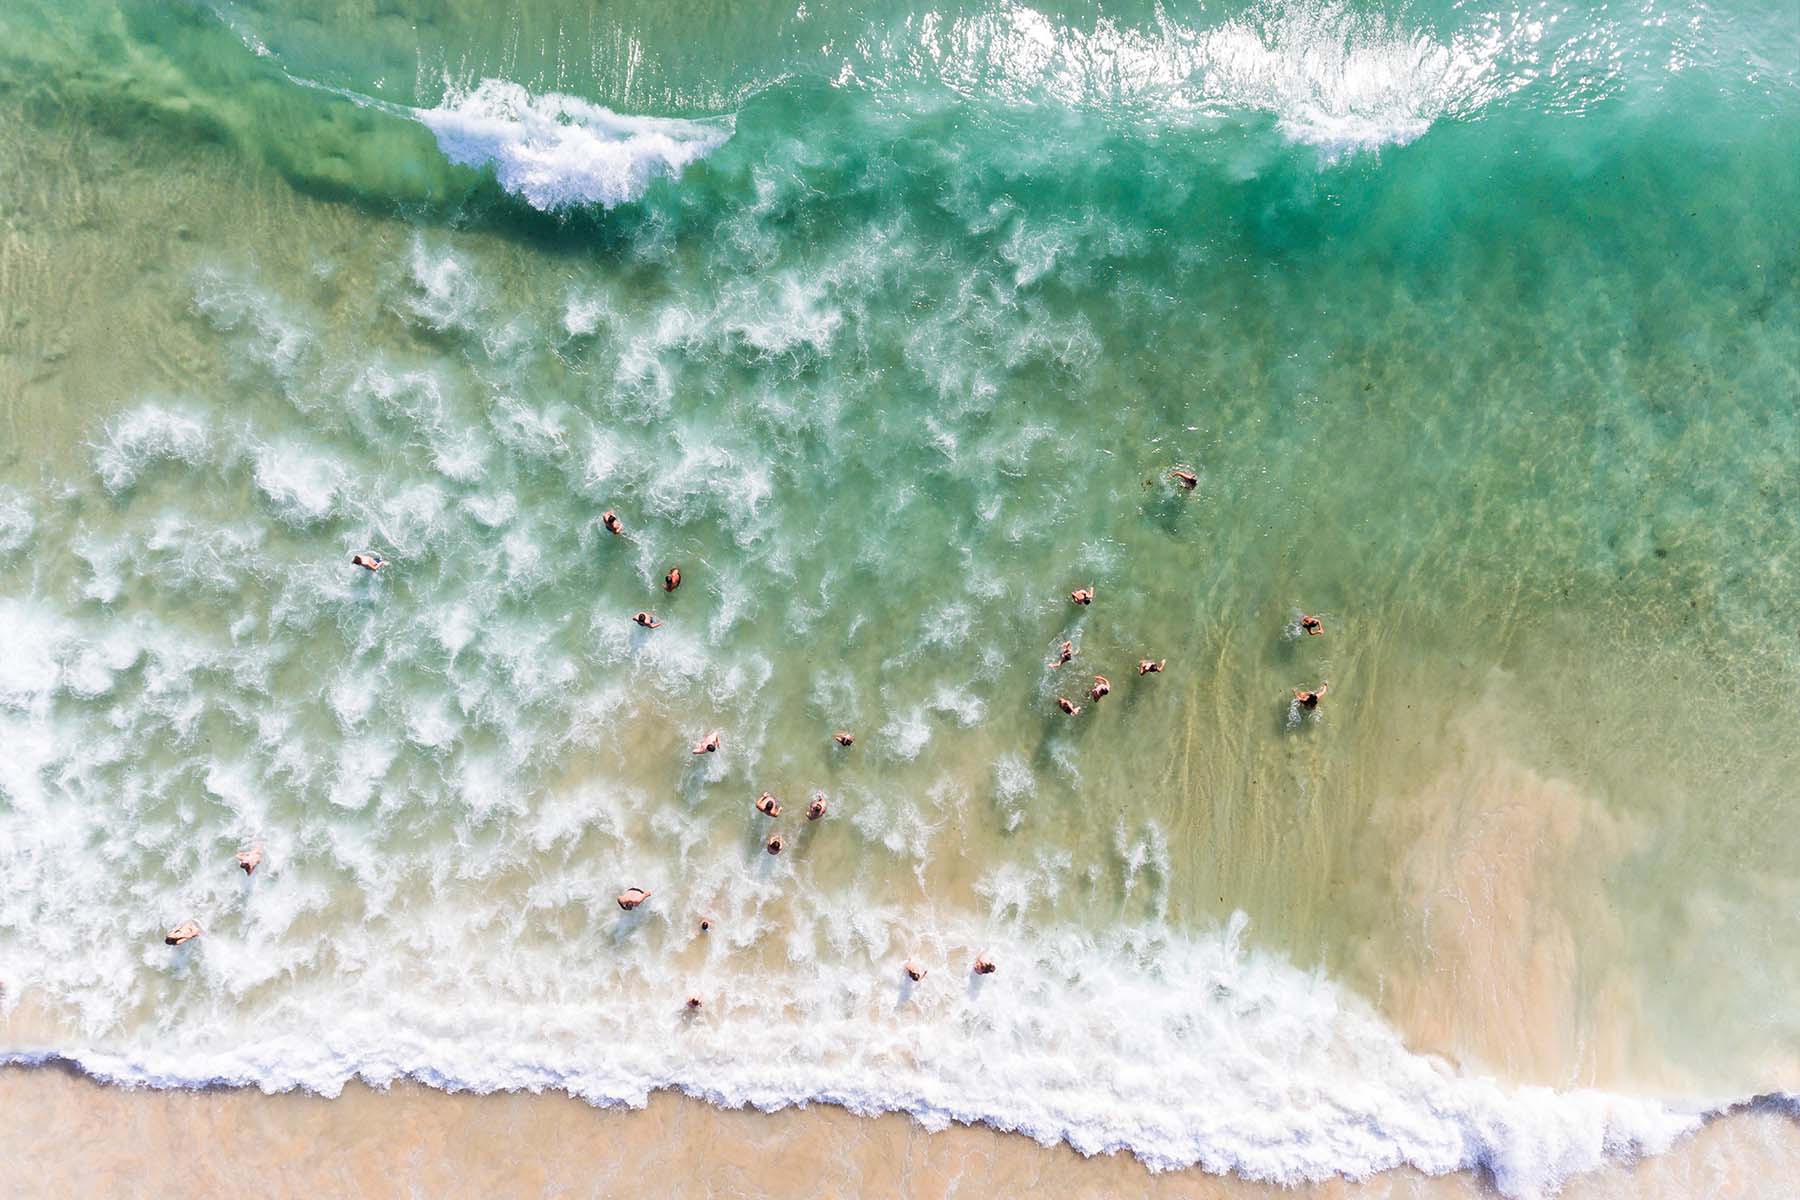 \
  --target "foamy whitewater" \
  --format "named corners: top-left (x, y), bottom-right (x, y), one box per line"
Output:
top-left (1, 0), bottom-right (1797, 1195)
